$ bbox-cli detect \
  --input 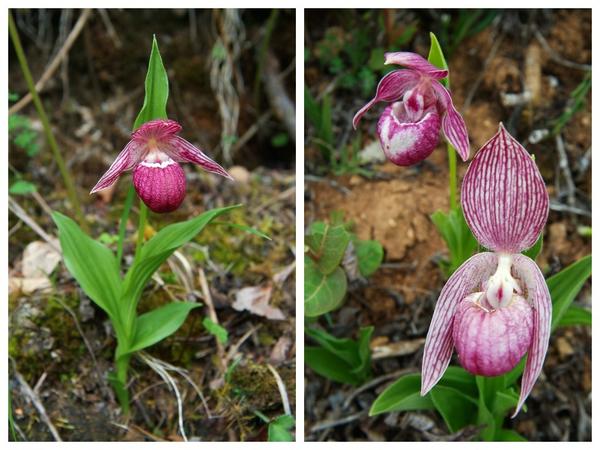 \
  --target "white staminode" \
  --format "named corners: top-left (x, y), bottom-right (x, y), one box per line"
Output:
top-left (484, 254), bottom-right (522, 309)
